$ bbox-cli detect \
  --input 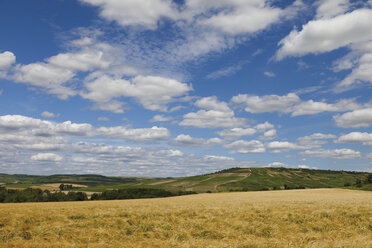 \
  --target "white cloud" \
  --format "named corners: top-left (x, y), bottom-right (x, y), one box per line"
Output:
top-left (336, 43), bottom-right (372, 89)
top-left (266, 162), bottom-right (288, 167)
top-left (0, 115), bottom-right (50, 130)
top-left (79, 0), bottom-right (300, 36)
top-left (255, 122), bottom-right (275, 131)
top-left (314, 0), bottom-right (350, 19)
top-left (97, 126), bottom-right (170, 142)
top-left (79, 0), bottom-right (177, 29)
top-left (0, 115), bottom-right (169, 142)
top-left (298, 164), bottom-right (310, 169)
top-left (264, 71), bottom-right (275, 77)
top-left (267, 141), bottom-right (303, 153)
top-left (172, 134), bottom-right (222, 147)
top-left (203, 155), bottom-right (235, 161)
top-left (97, 117), bottom-right (109, 121)
top-left (194, 96), bottom-right (230, 112)
top-left (336, 132), bottom-right (372, 145)
top-left (31, 153), bottom-right (63, 162)
top-left (47, 49), bottom-right (113, 71)
top-left (297, 133), bottom-right (336, 148)
top-left (260, 129), bottom-right (277, 140)
top-left (150, 114), bottom-right (172, 122)
top-left (54, 121), bottom-right (94, 137)
top-left (225, 140), bottom-right (265, 154)
top-left (301, 149), bottom-right (361, 159)
top-left (198, 1), bottom-right (284, 35)
top-left (217, 127), bottom-right (257, 139)
top-left (74, 0), bottom-right (302, 71)
top-left (180, 96), bottom-right (246, 128)
top-left (13, 63), bottom-right (76, 99)
top-left (276, 8), bottom-right (372, 60)
top-left (231, 93), bottom-right (300, 113)
top-left (41, 111), bottom-right (59, 118)
top-left (290, 99), bottom-right (360, 116)
top-left (334, 108), bottom-right (372, 128)
top-left (0, 51), bottom-right (16, 70)
top-left (232, 93), bottom-right (363, 116)
top-left (82, 74), bottom-right (192, 113)
top-left (0, 114), bottom-right (264, 176)
top-left (206, 64), bottom-right (243, 79)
